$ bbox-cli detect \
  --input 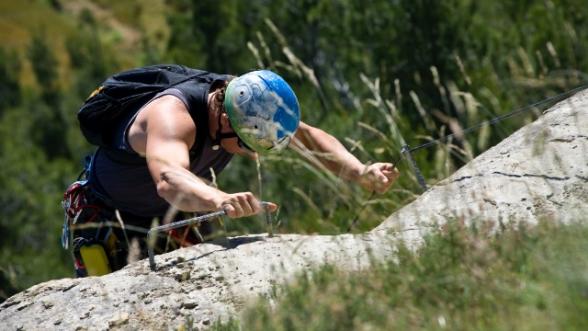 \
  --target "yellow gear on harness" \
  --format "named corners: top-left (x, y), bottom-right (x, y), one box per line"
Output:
top-left (79, 244), bottom-right (111, 276)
